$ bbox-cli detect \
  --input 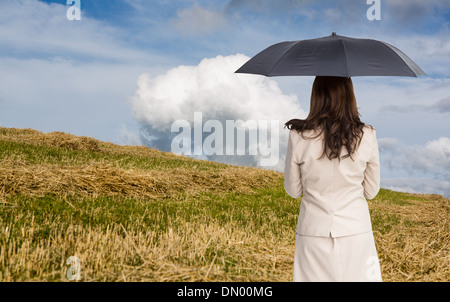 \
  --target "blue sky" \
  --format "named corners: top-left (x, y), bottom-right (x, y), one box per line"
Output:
top-left (0, 0), bottom-right (449, 197)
